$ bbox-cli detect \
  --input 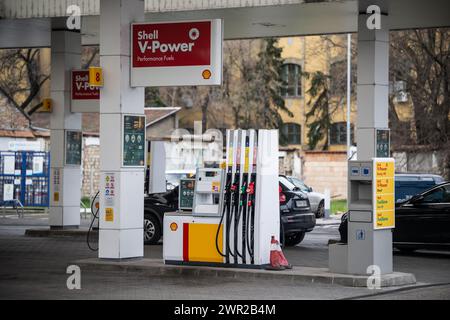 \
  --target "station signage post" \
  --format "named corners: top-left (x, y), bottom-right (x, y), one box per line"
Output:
top-left (130, 19), bottom-right (223, 87)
